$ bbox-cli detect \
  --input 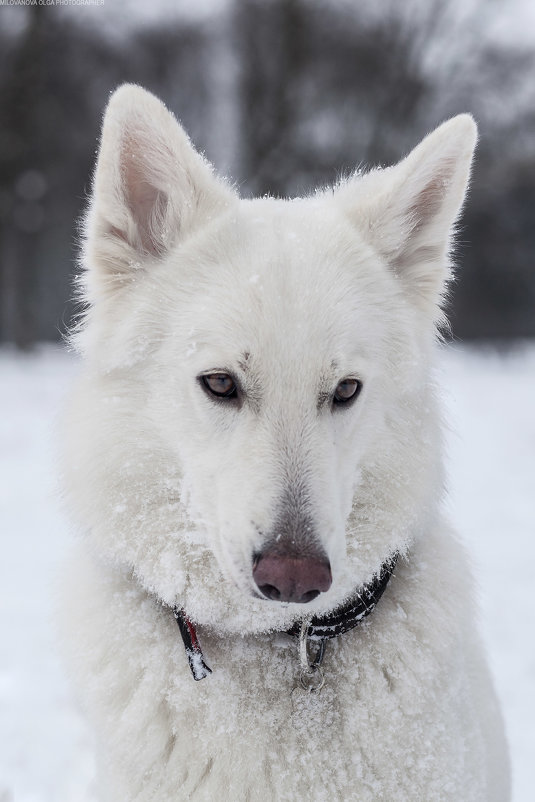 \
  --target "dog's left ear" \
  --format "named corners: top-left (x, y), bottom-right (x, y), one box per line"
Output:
top-left (337, 115), bottom-right (478, 319)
